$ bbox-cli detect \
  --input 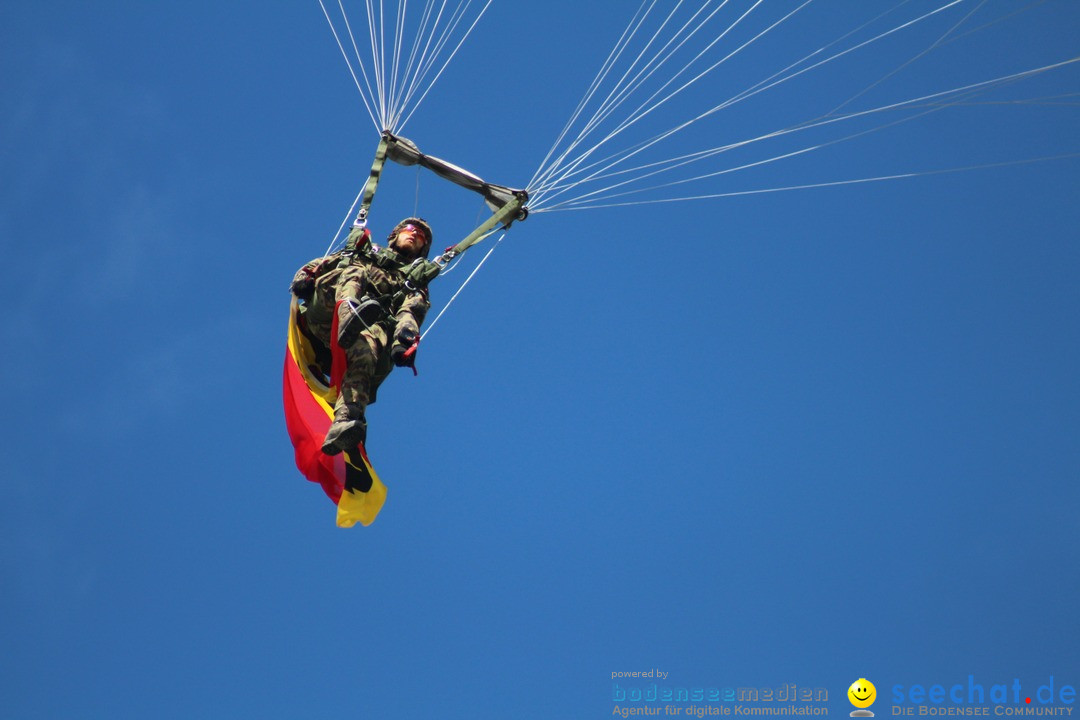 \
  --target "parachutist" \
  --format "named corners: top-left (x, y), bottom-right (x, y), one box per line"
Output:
top-left (290, 217), bottom-right (435, 455)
